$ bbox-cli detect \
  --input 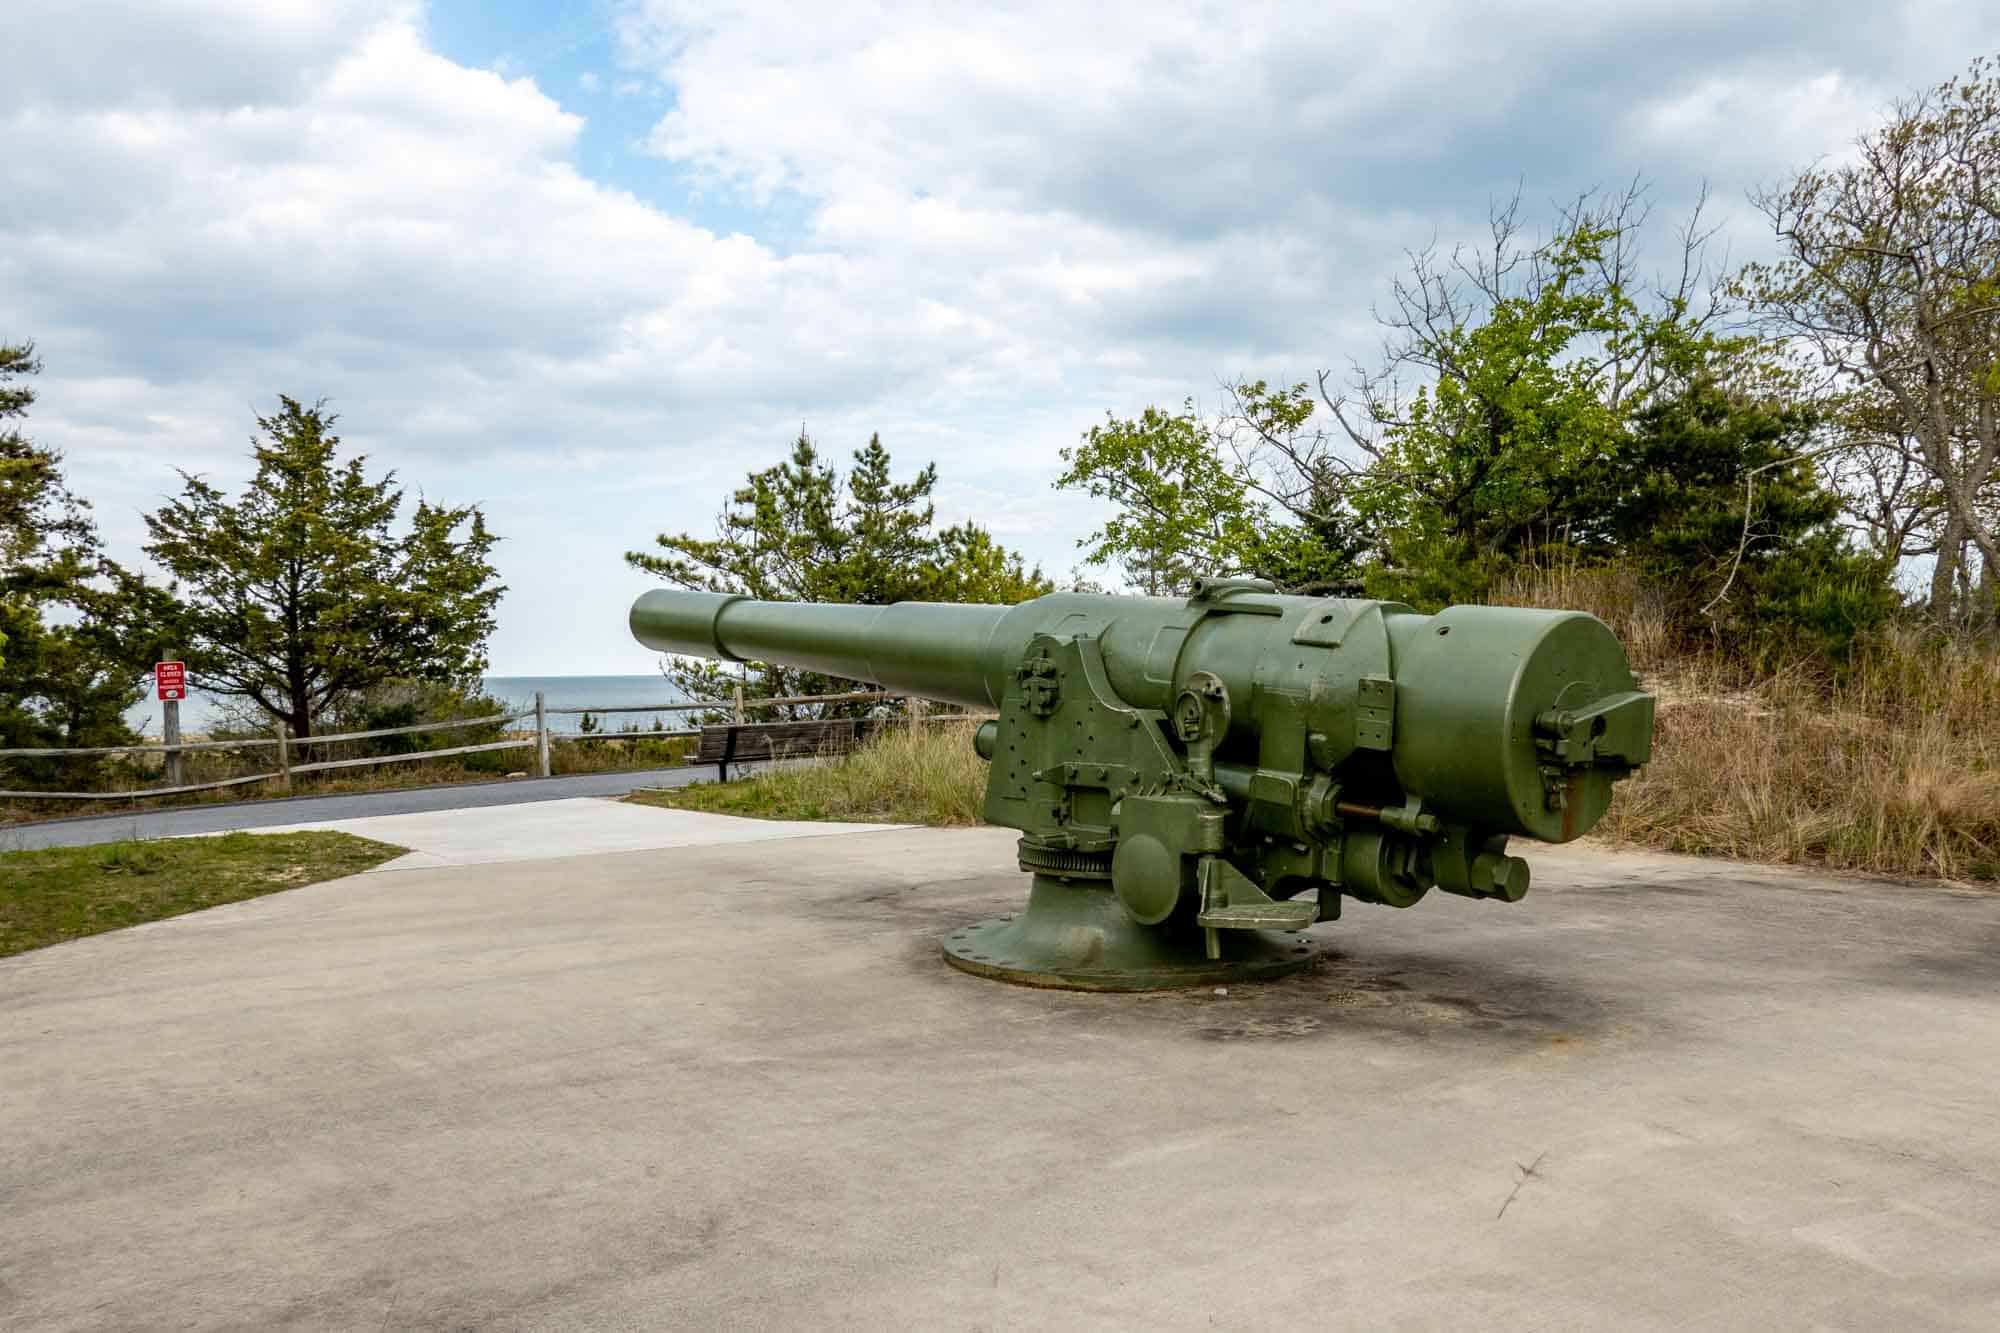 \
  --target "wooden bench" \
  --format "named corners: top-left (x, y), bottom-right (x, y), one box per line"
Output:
top-left (697, 717), bottom-right (887, 781)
